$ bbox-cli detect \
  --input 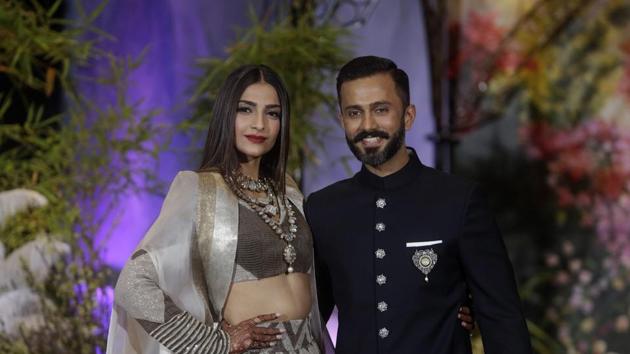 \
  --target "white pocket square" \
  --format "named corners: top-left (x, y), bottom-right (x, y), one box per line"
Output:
top-left (406, 240), bottom-right (443, 248)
